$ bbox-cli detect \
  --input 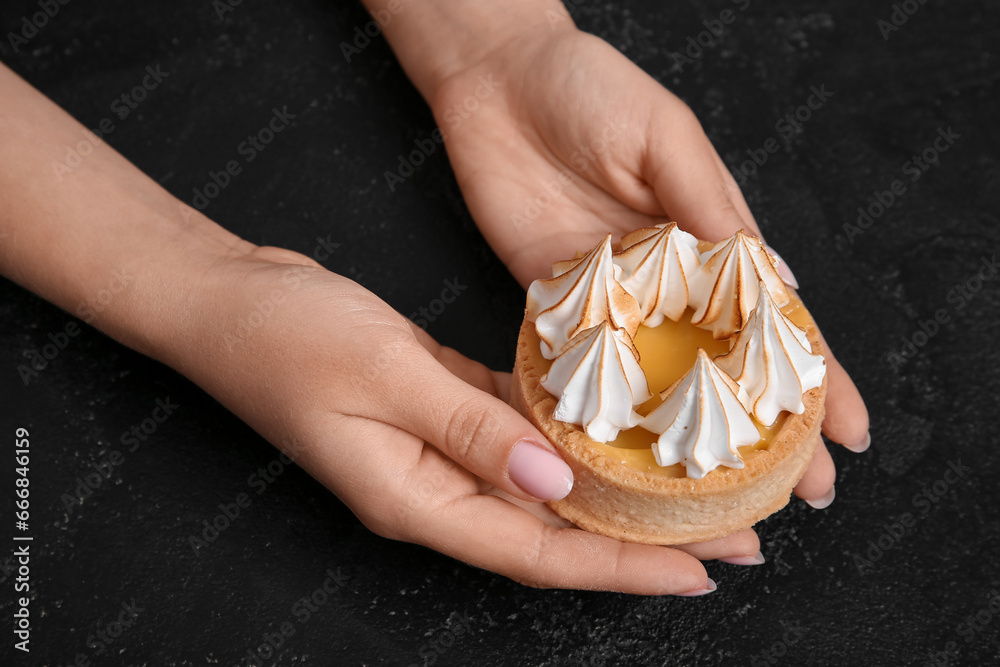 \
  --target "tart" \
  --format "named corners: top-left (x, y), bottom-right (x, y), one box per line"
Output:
top-left (511, 225), bottom-right (827, 545)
